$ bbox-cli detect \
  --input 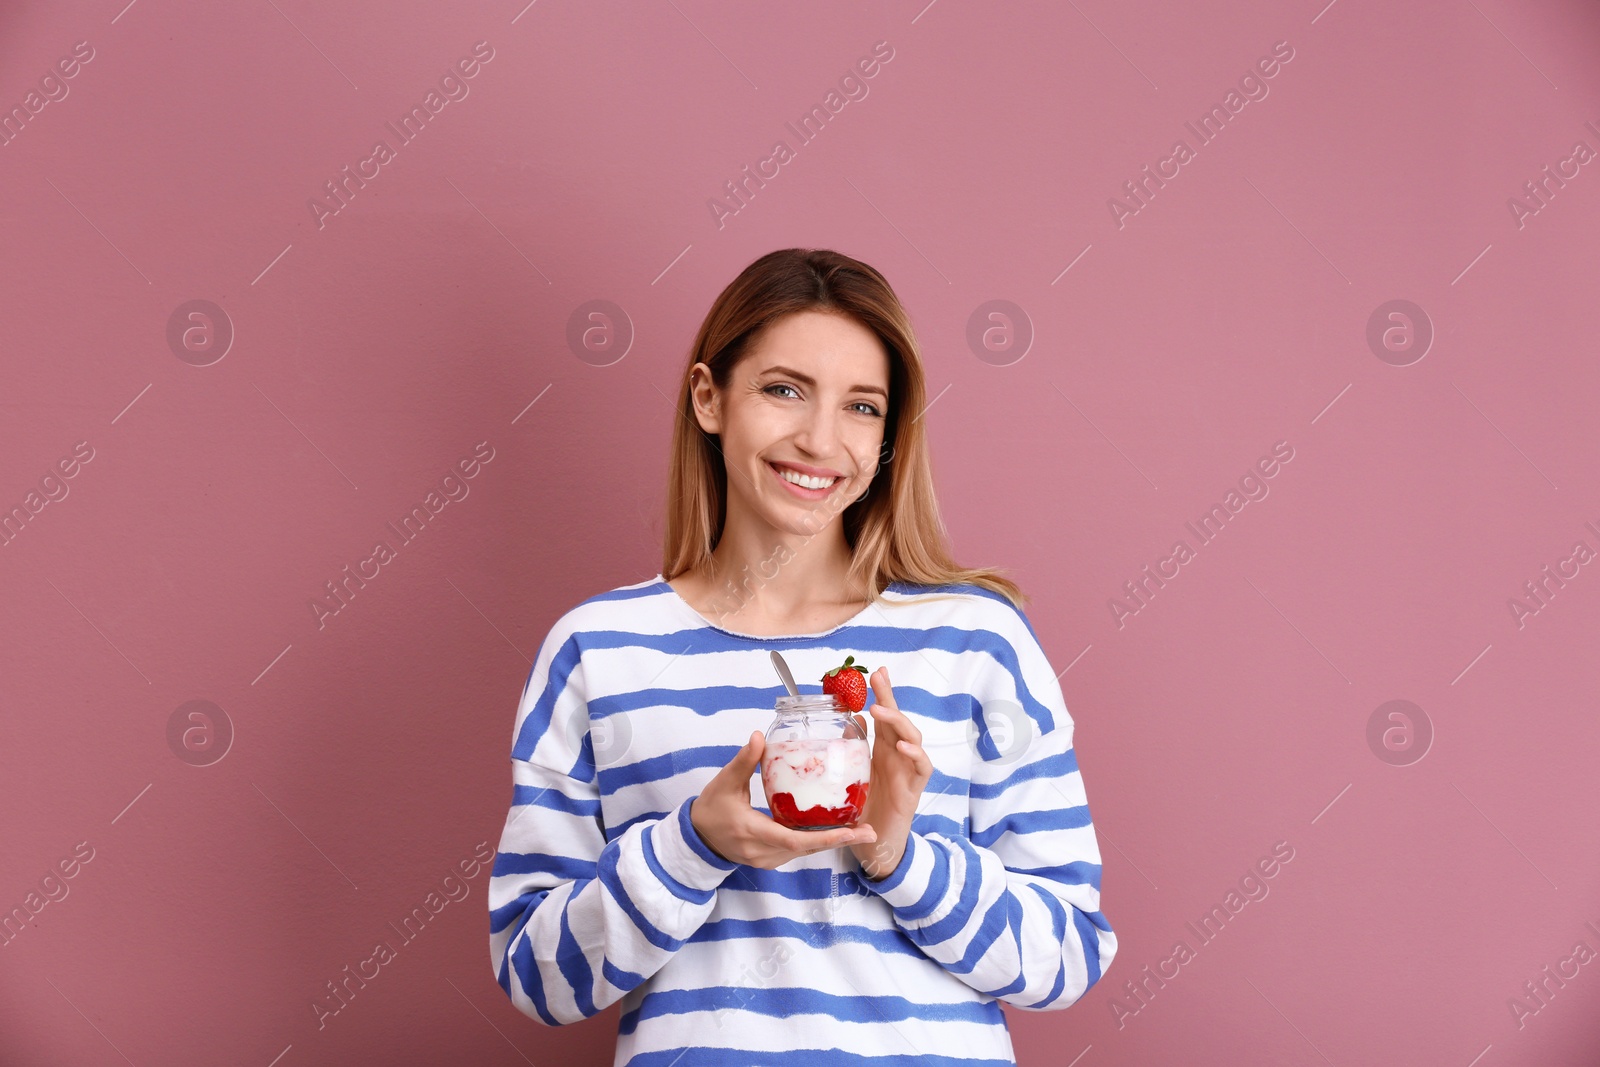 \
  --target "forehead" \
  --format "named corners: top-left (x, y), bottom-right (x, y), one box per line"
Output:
top-left (746, 311), bottom-right (889, 377)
